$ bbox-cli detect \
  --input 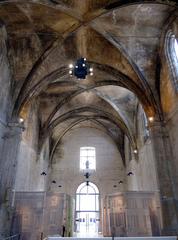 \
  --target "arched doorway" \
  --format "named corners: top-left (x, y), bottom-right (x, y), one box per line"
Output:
top-left (75, 182), bottom-right (100, 237)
